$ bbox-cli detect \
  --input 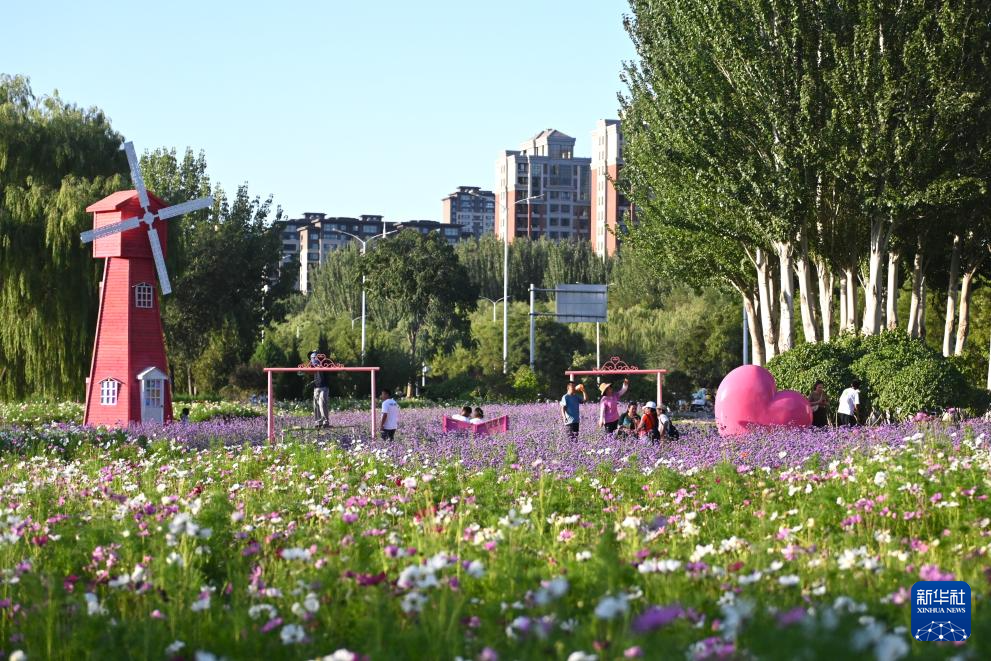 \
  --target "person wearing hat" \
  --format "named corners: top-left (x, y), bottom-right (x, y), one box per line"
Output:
top-left (636, 401), bottom-right (661, 441)
top-left (598, 378), bottom-right (630, 433)
top-left (309, 350), bottom-right (330, 428)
